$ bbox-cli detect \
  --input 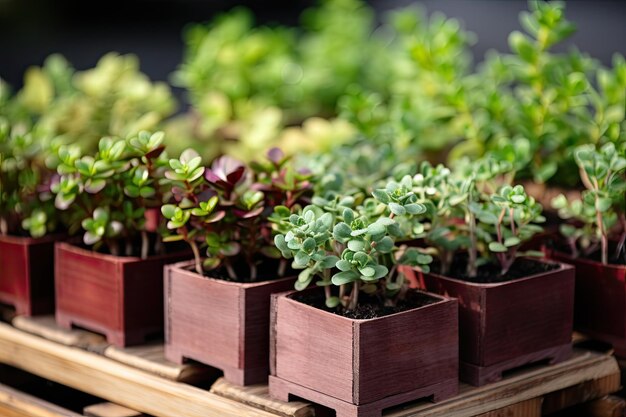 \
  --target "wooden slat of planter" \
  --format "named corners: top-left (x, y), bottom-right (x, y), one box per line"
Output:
top-left (210, 378), bottom-right (312, 417)
top-left (84, 402), bottom-right (146, 417)
top-left (0, 323), bottom-right (278, 417)
top-left (212, 350), bottom-right (619, 417)
top-left (0, 382), bottom-right (82, 417)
